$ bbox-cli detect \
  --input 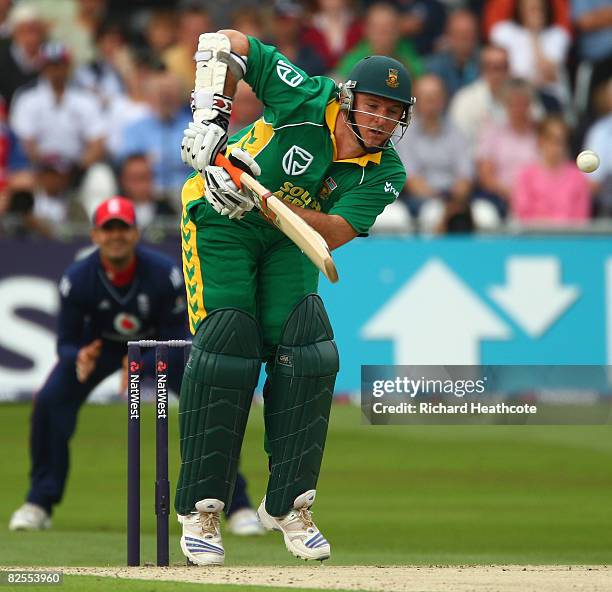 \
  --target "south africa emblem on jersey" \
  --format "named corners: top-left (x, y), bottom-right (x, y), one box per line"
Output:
top-left (276, 59), bottom-right (304, 87)
top-left (386, 68), bottom-right (399, 88)
top-left (282, 145), bottom-right (313, 176)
